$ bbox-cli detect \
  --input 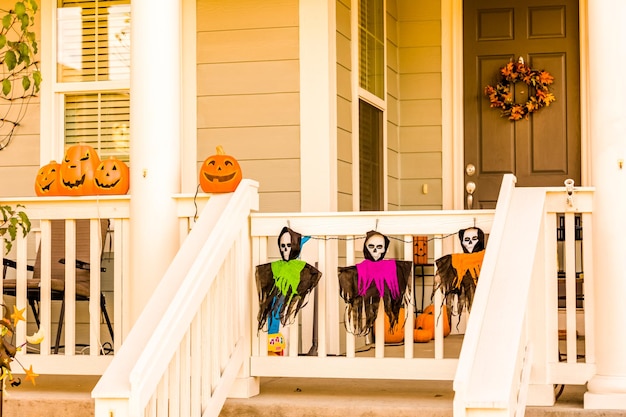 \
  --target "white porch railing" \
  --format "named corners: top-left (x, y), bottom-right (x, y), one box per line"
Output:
top-left (0, 192), bottom-right (210, 375)
top-left (92, 179), bottom-right (260, 417)
top-left (82, 173), bottom-right (592, 416)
